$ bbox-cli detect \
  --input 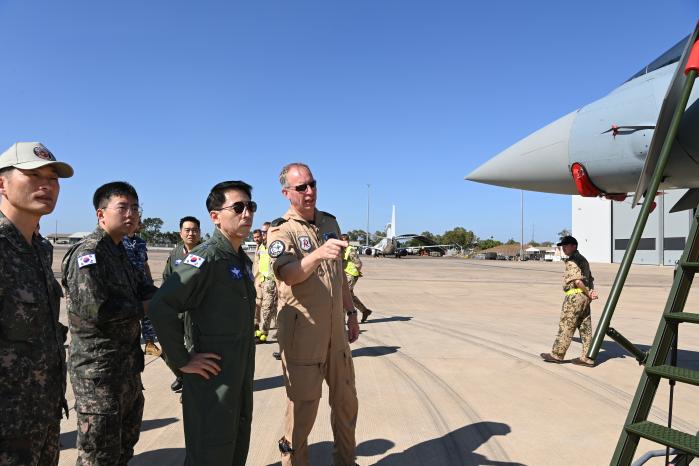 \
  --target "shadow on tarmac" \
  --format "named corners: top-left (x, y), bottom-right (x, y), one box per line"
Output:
top-left (363, 316), bottom-right (413, 324)
top-left (59, 417), bottom-right (179, 450)
top-left (266, 421), bottom-right (523, 466)
top-left (576, 337), bottom-right (699, 369)
top-left (254, 374), bottom-right (284, 392)
top-left (130, 447), bottom-right (186, 465)
top-left (352, 346), bottom-right (400, 358)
